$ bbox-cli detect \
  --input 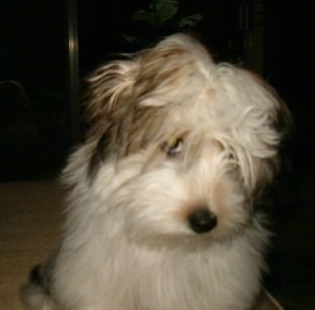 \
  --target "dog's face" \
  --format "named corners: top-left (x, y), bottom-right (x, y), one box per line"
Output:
top-left (65, 34), bottom-right (290, 245)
